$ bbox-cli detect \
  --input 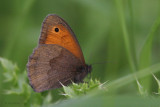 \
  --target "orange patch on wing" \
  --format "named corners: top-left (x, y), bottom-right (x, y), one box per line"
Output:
top-left (45, 24), bottom-right (85, 64)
